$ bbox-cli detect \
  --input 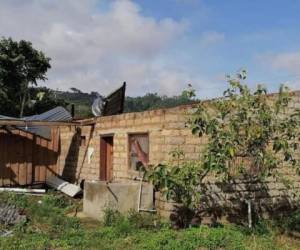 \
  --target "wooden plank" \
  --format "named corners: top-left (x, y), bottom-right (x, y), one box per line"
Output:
top-left (79, 119), bottom-right (96, 126)
top-left (26, 133), bottom-right (33, 185)
top-left (0, 131), bottom-right (4, 186)
top-left (10, 130), bottom-right (19, 186)
top-left (51, 128), bottom-right (59, 176)
top-left (0, 120), bottom-right (79, 126)
top-left (39, 138), bottom-right (47, 183)
top-left (33, 136), bottom-right (40, 183)
top-left (45, 130), bottom-right (55, 181)
top-left (45, 135), bottom-right (50, 181)
top-left (2, 131), bottom-right (9, 186)
top-left (46, 129), bottom-right (53, 179)
top-left (0, 127), bottom-right (62, 187)
top-left (18, 131), bottom-right (27, 186)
